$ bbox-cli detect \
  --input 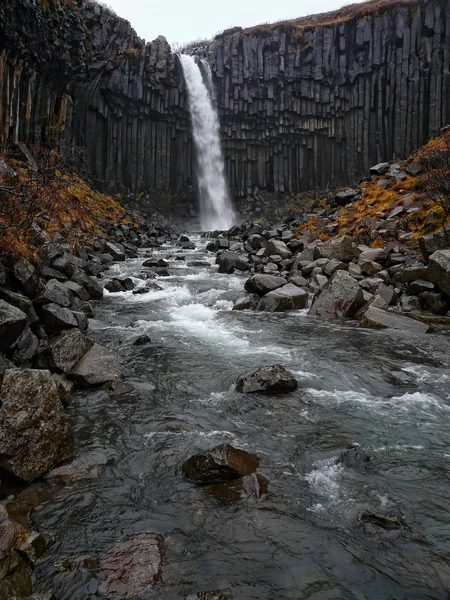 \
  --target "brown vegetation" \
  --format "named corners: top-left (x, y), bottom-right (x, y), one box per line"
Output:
top-left (0, 144), bottom-right (130, 260)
